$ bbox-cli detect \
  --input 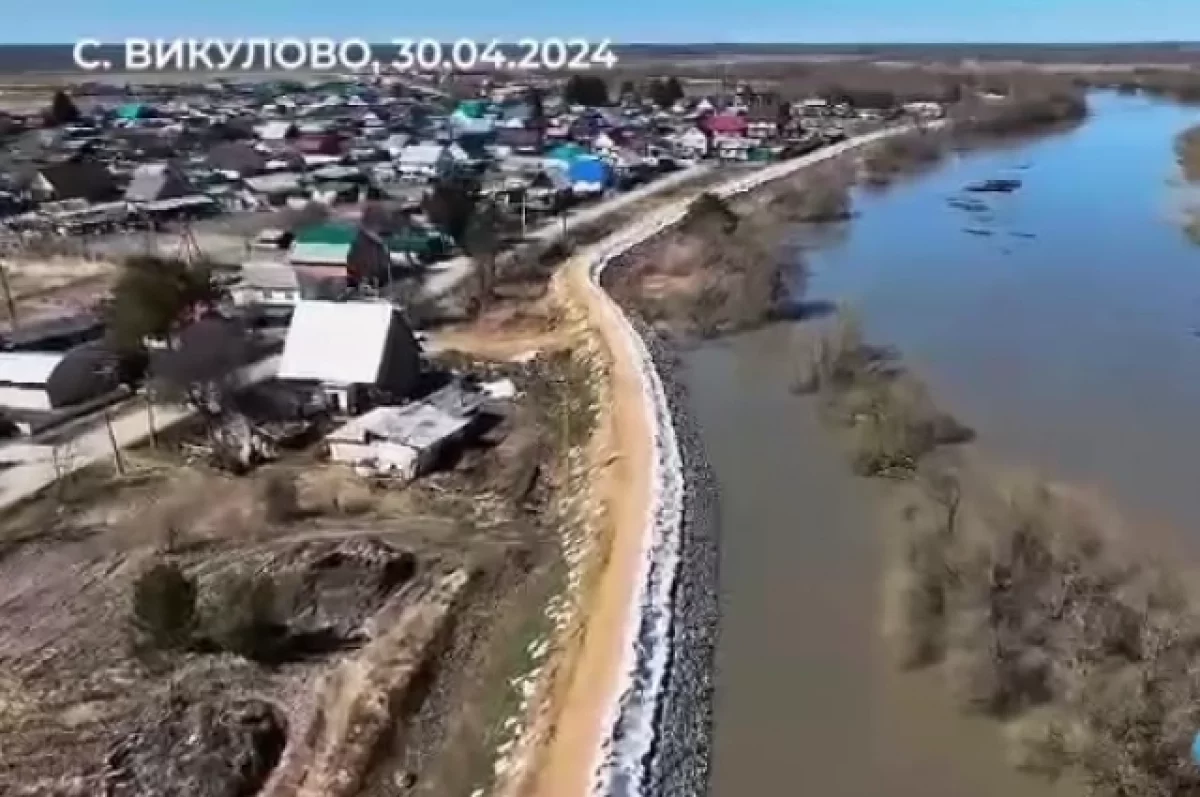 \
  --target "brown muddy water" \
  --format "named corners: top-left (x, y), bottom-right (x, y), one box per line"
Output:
top-left (690, 93), bottom-right (1200, 796)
